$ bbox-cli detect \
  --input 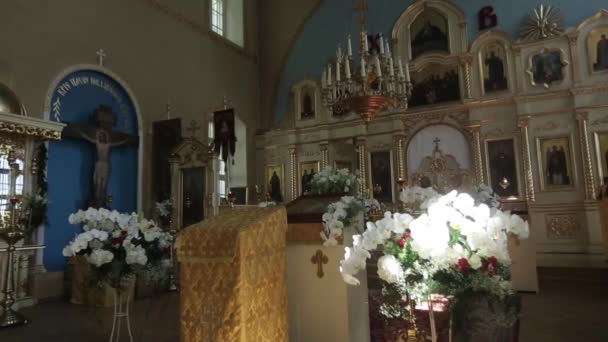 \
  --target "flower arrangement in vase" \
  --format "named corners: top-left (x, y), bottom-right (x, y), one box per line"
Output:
top-left (339, 188), bottom-right (529, 341)
top-left (310, 167), bottom-right (358, 195)
top-left (63, 207), bottom-right (173, 289)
